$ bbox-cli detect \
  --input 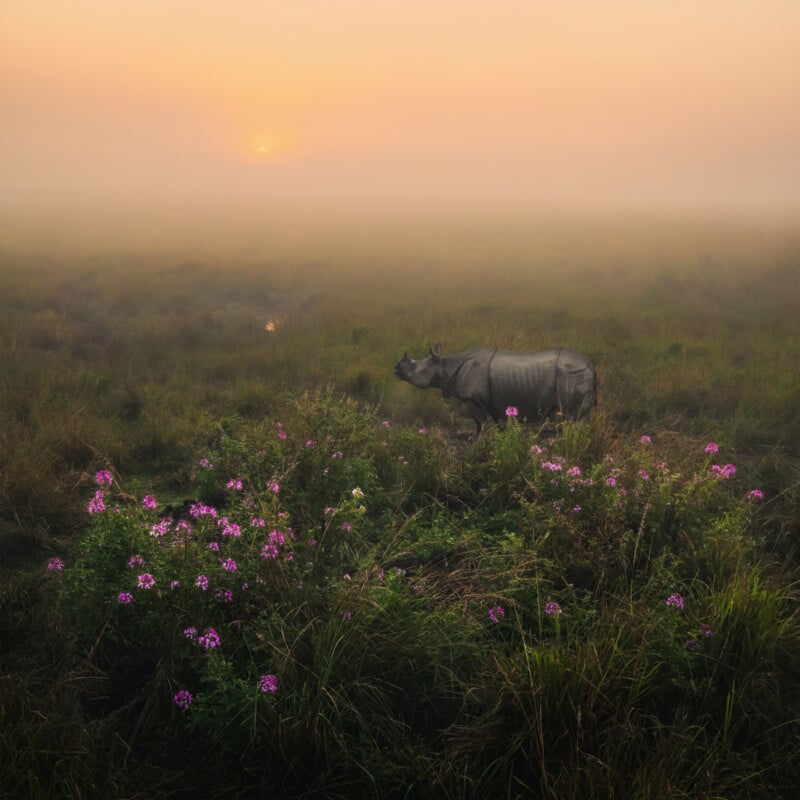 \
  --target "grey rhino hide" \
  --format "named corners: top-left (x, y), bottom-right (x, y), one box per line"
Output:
top-left (394, 344), bottom-right (596, 431)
